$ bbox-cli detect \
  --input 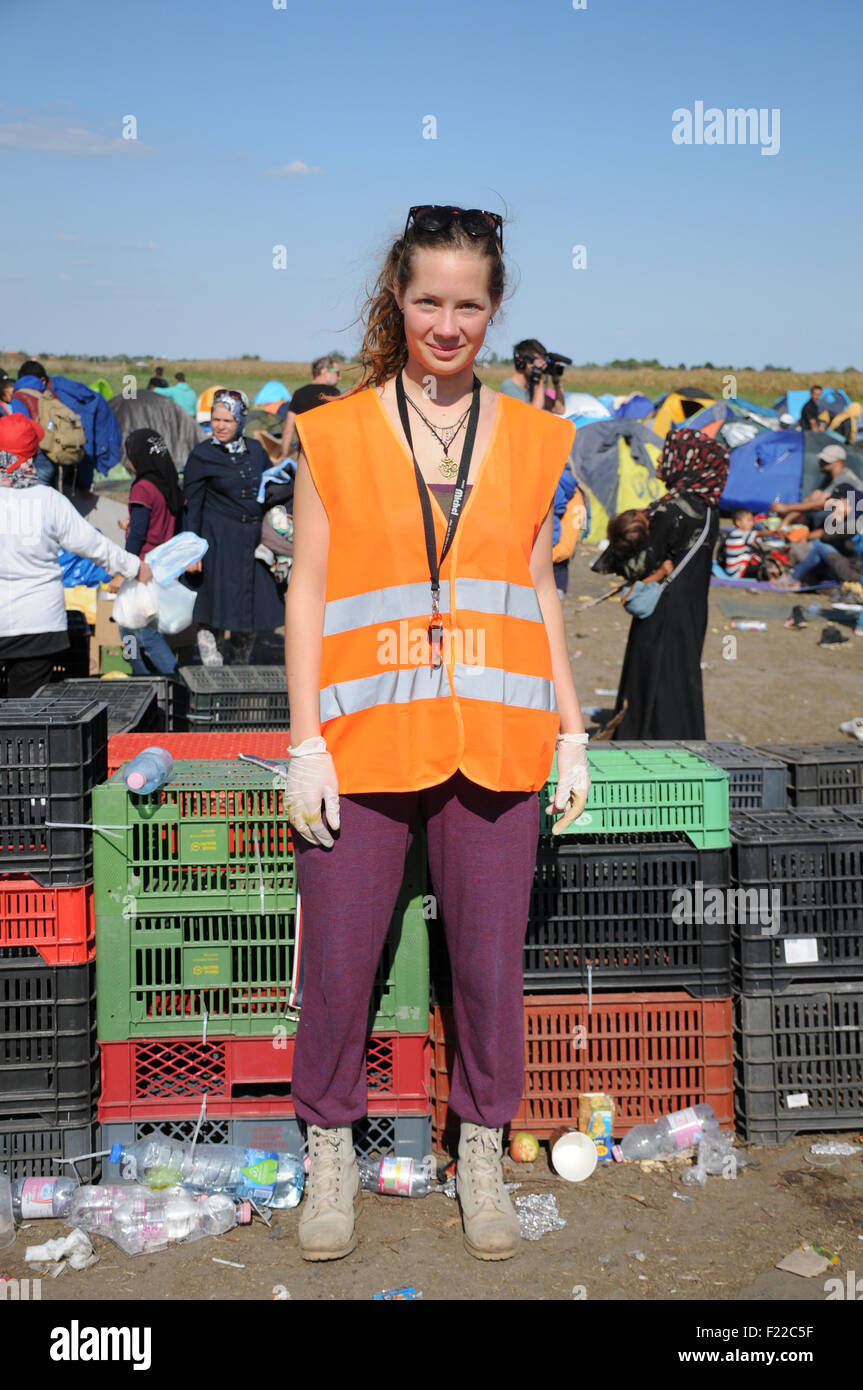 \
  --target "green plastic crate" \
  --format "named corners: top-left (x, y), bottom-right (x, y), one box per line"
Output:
top-left (100, 645), bottom-right (132, 676)
top-left (93, 760), bottom-right (297, 915)
top-left (96, 831), bottom-right (429, 1038)
top-left (541, 747), bottom-right (730, 849)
